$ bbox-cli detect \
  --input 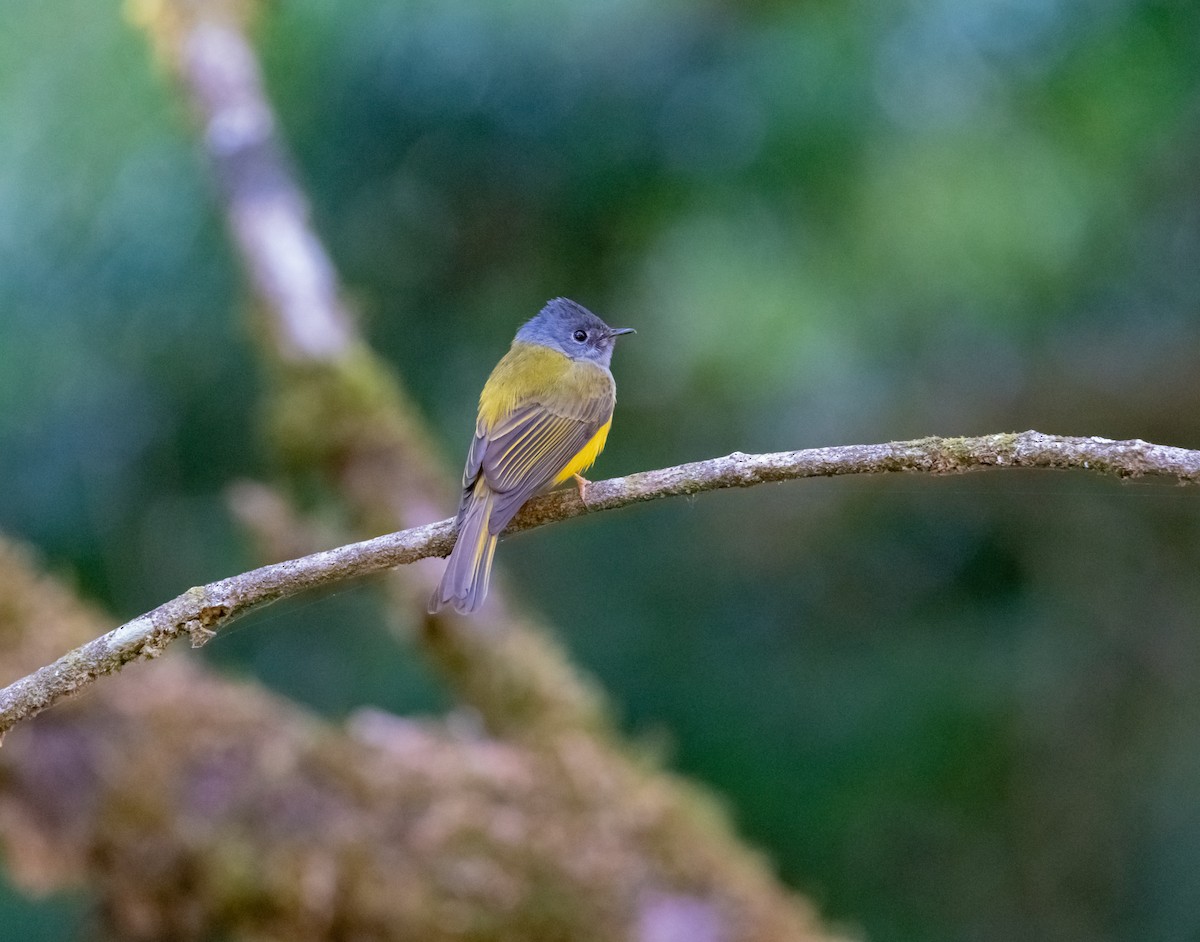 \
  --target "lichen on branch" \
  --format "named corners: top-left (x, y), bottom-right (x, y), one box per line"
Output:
top-left (1, 430), bottom-right (1196, 741)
